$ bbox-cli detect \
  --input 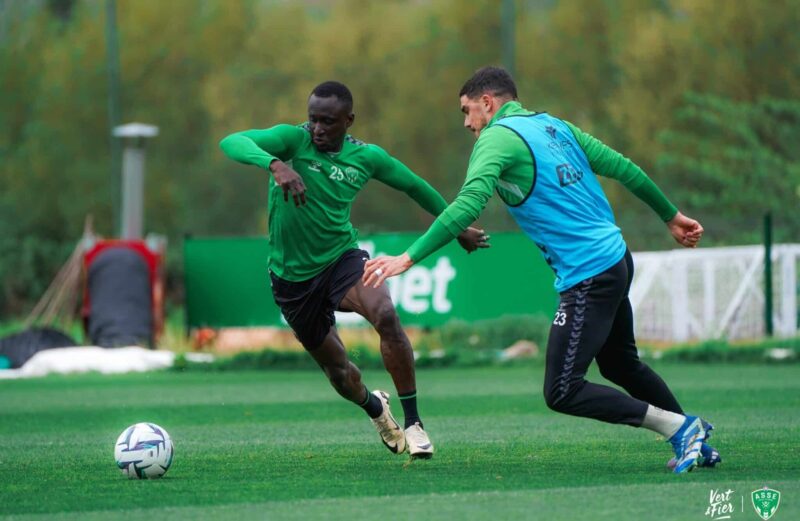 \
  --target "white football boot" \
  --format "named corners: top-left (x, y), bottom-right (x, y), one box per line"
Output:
top-left (370, 390), bottom-right (406, 454)
top-left (404, 422), bottom-right (434, 459)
